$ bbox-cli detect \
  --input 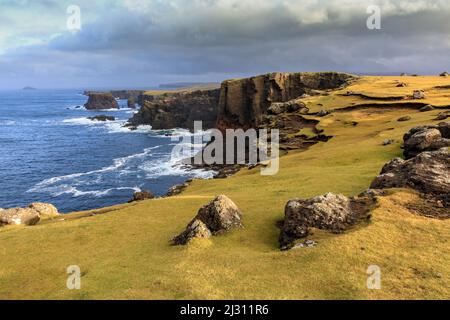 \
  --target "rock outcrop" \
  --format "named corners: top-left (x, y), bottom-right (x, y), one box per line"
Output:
top-left (128, 190), bottom-right (155, 203)
top-left (279, 193), bottom-right (374, 250)
top-left (440, 71), bottom-right (449, 77)
top-left (0, 203), bottom-right (59, 226)
top-left (216, 72), bottom-right (358, 132)
top-left (412, 90), bottom-right (426, 100)
top-left (84, 93), bottom-right (119, 110)
top-left (128, 89), bottom-right (221, 131)
top-left (370, 148), bottom-right (450, 206)
top-left (403, 122), bottom-right (450, 159)
top-left (88, 115), bottom-right (116, 122)
top-left (173, 195), bottom-right (243, 245)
